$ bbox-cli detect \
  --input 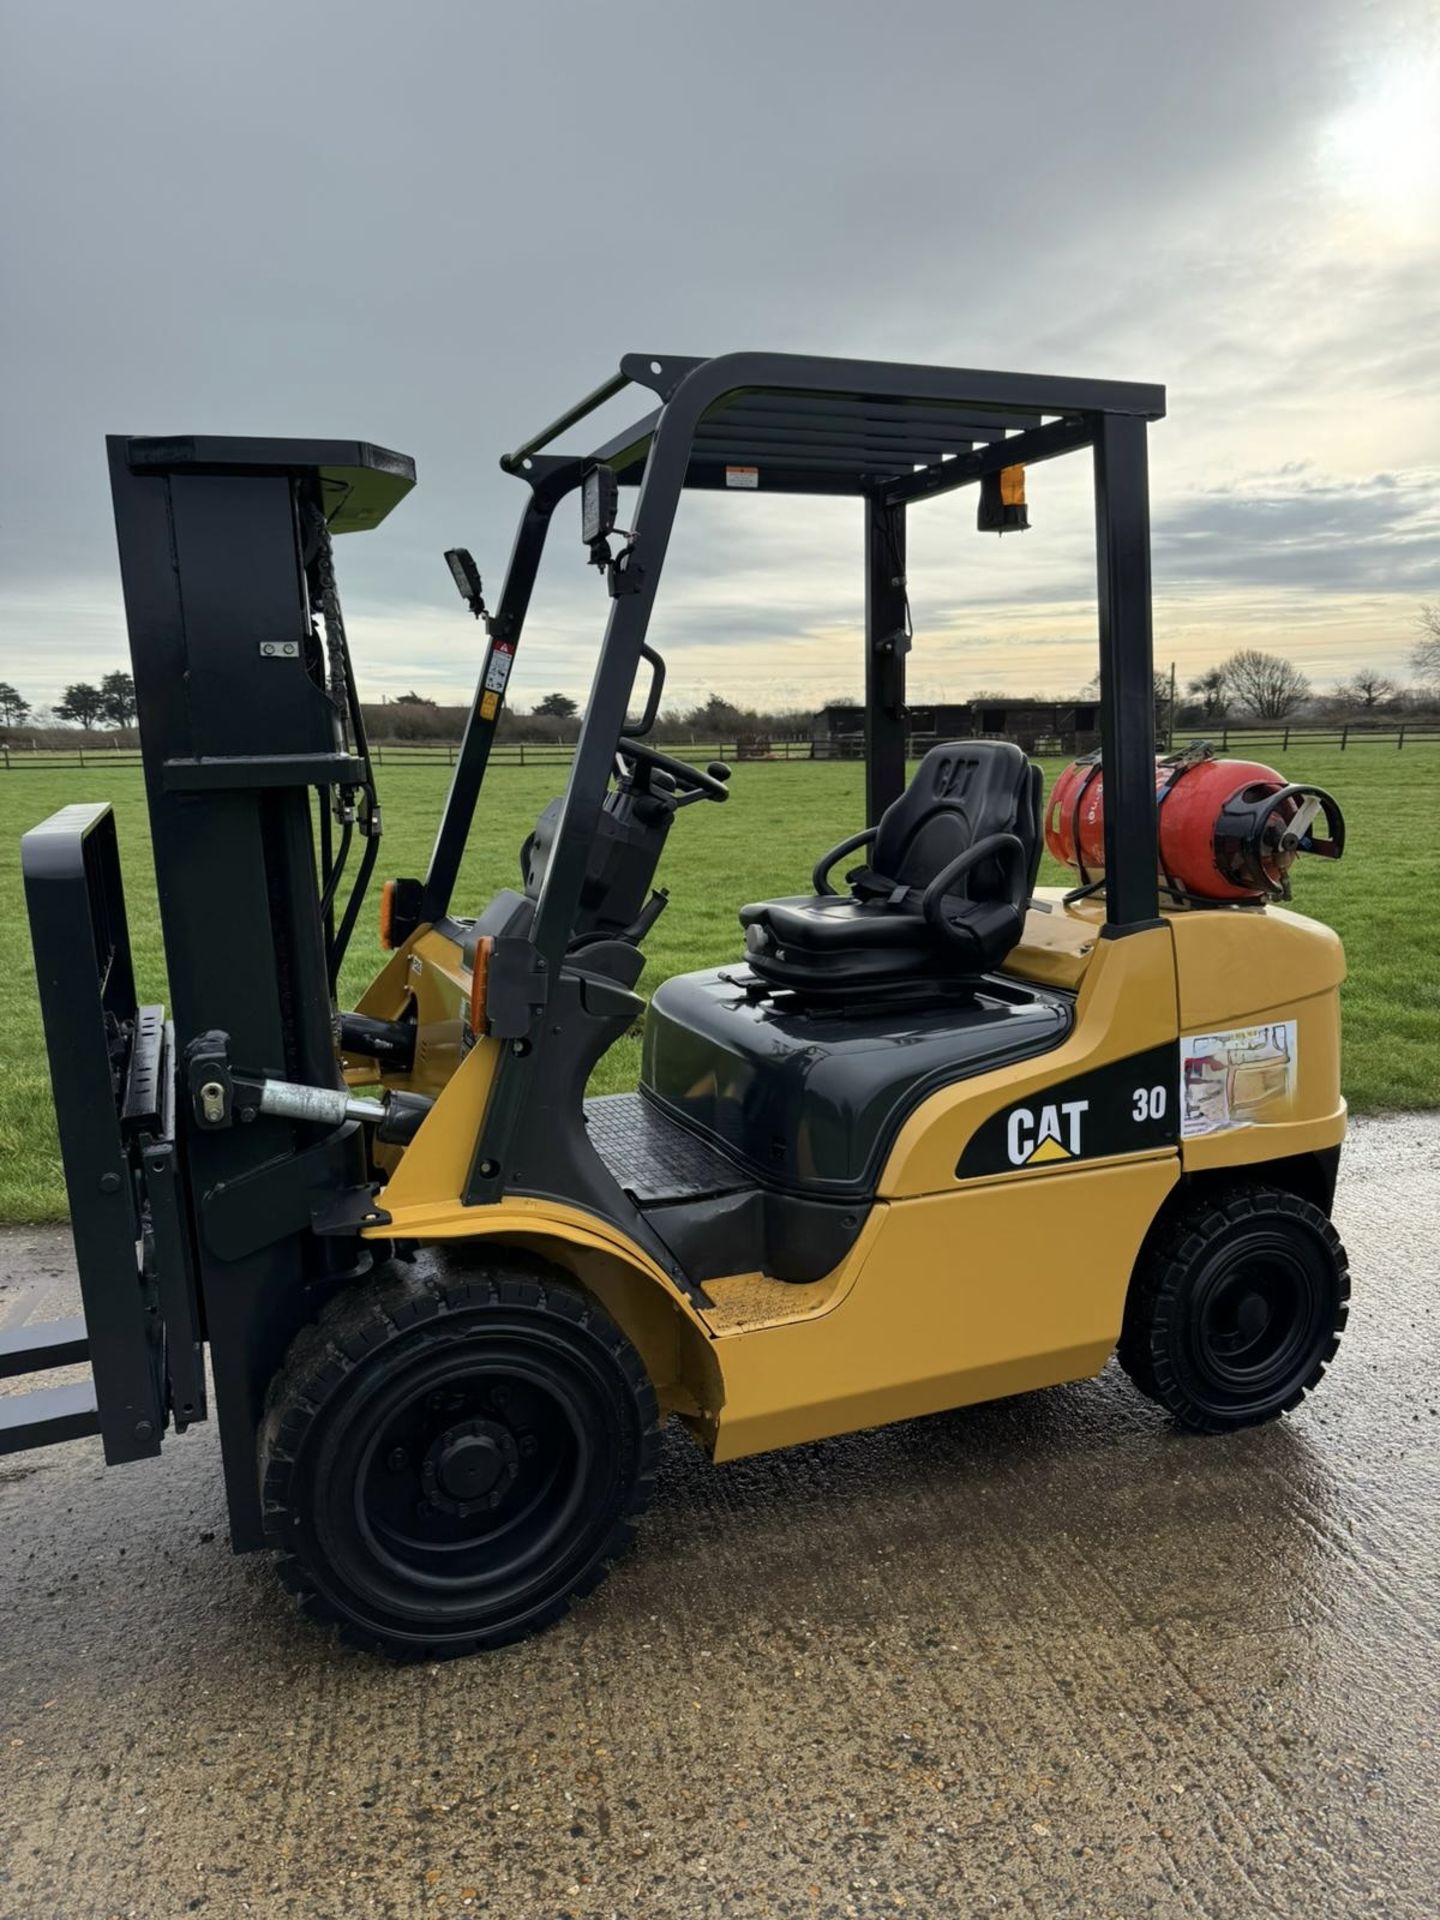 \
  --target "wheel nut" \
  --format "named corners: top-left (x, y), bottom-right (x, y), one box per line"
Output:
top-left (519, 1433), bottom-right (537, 1458)
top-left (387, 1447), bottom-right (408, 1471)
top-left (490, 1387), bottom-right (510, 1411)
